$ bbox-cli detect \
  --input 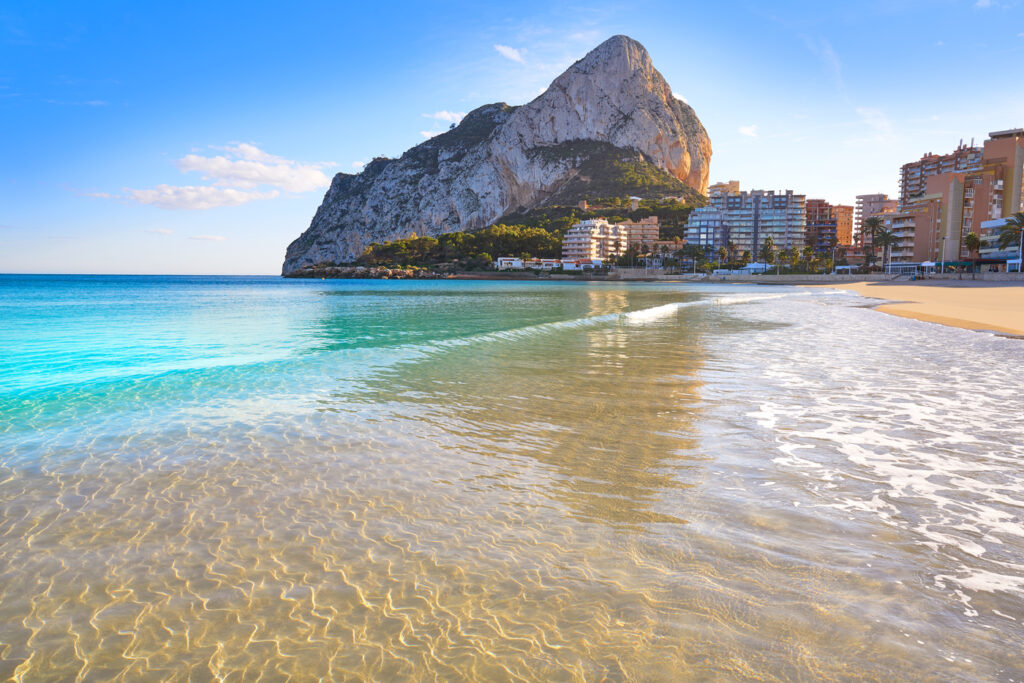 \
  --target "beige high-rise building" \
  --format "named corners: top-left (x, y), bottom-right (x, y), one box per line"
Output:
top-left (621, 216), bottom-right (659, 247)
